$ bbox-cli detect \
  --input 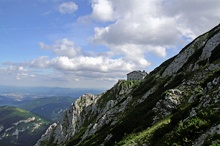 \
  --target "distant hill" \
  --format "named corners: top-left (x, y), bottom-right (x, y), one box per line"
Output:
top-left (0, 86), bottom-right (105, 102)
top-left (0, 87), bottom-right (104, 122)
top-left (0, 106), bottom-right (49, 146)
top-left (19, 96), bottom-right (76, 122)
